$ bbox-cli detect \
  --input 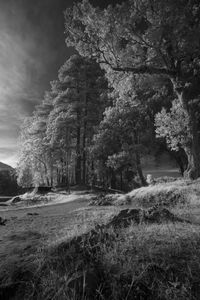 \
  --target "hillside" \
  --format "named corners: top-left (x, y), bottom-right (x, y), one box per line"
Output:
top-left (0, 163), bottom-right (17, 196)
top-left (0, 162), bottom-right (13, 172)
